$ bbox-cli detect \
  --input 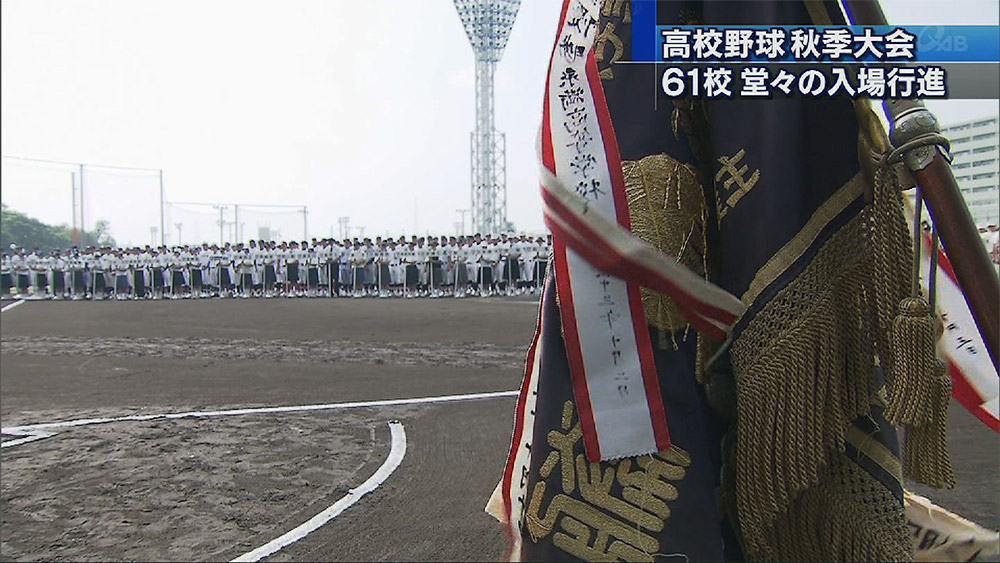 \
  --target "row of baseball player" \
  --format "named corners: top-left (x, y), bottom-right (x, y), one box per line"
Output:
top-left (2, 234), bottom-right (553, 299)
